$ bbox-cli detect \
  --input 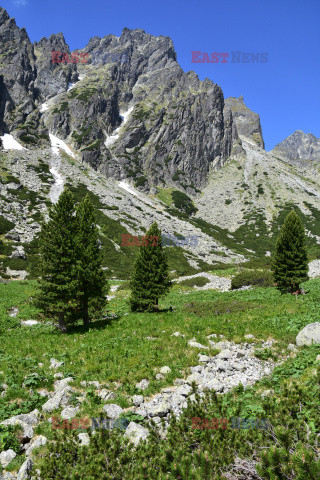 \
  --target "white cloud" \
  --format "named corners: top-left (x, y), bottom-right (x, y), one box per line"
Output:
top-left (14, 0), bottom-right (28, 5)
